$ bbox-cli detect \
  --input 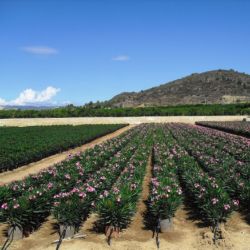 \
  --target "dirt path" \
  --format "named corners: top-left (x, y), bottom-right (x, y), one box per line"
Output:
top-left (0, 125), bottom-right (134, 185)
